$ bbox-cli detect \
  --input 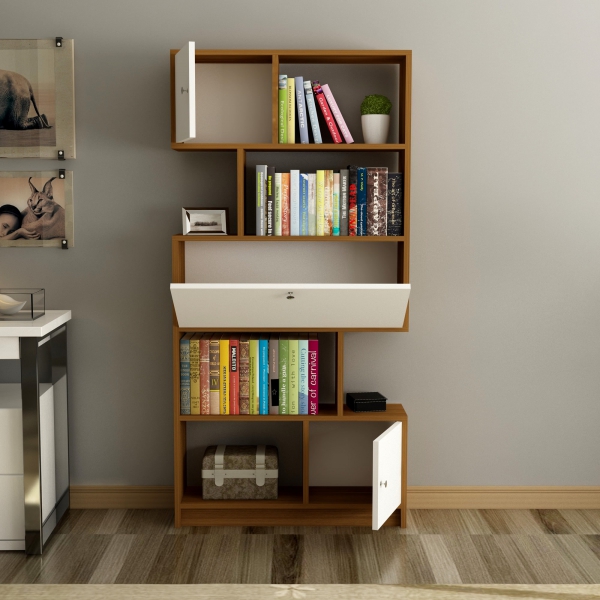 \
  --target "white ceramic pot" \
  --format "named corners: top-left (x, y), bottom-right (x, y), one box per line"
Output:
top-left (361, 114), bottom-right (390, 144)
